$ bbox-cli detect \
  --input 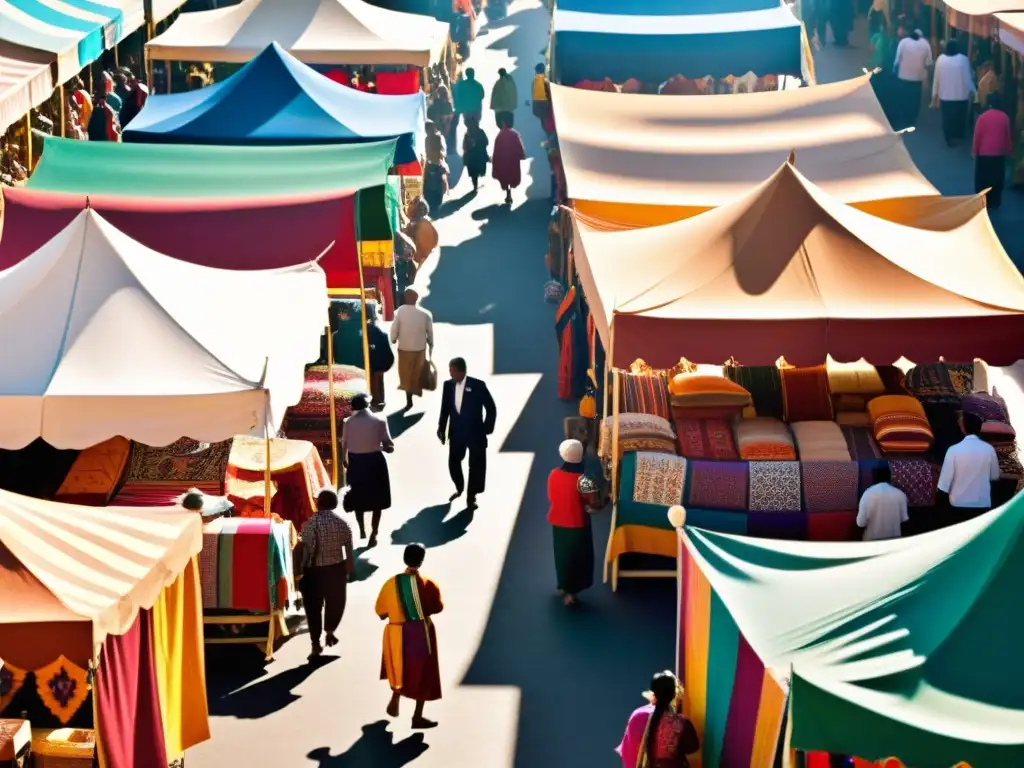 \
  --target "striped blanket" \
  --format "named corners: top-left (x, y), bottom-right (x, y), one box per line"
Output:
top-left (198, 518), bottom-right (292, 612)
